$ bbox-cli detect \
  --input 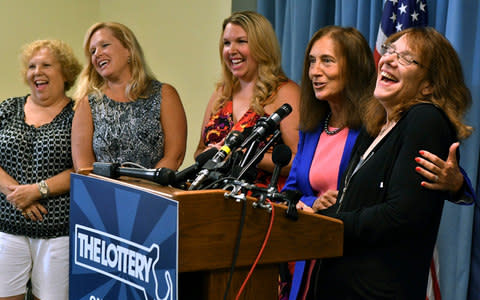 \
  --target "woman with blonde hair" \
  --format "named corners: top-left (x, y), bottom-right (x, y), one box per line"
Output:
top-left (72, 22), bottom-right (187, 171)
top-left (194, 11), bottom-right (300, 187)
top-left (0, 39), bottom-right (81, 300)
